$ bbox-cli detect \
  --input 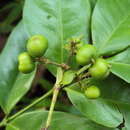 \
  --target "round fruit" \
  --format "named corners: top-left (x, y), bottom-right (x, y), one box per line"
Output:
top-left (18, 63), bottom-right (35, 74)
top-left (85, 86), bottom-right (100, 99)
top-left (76, 44), bottom-right (96, 65)
top-left (18, 52), bottom-right (35, 74)
top-left (27, 34), bottom-right (48, 57)
top-left (89, 58), bottom-right (109, 79)
top-left (18, 52), bottom-right (32, 62)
